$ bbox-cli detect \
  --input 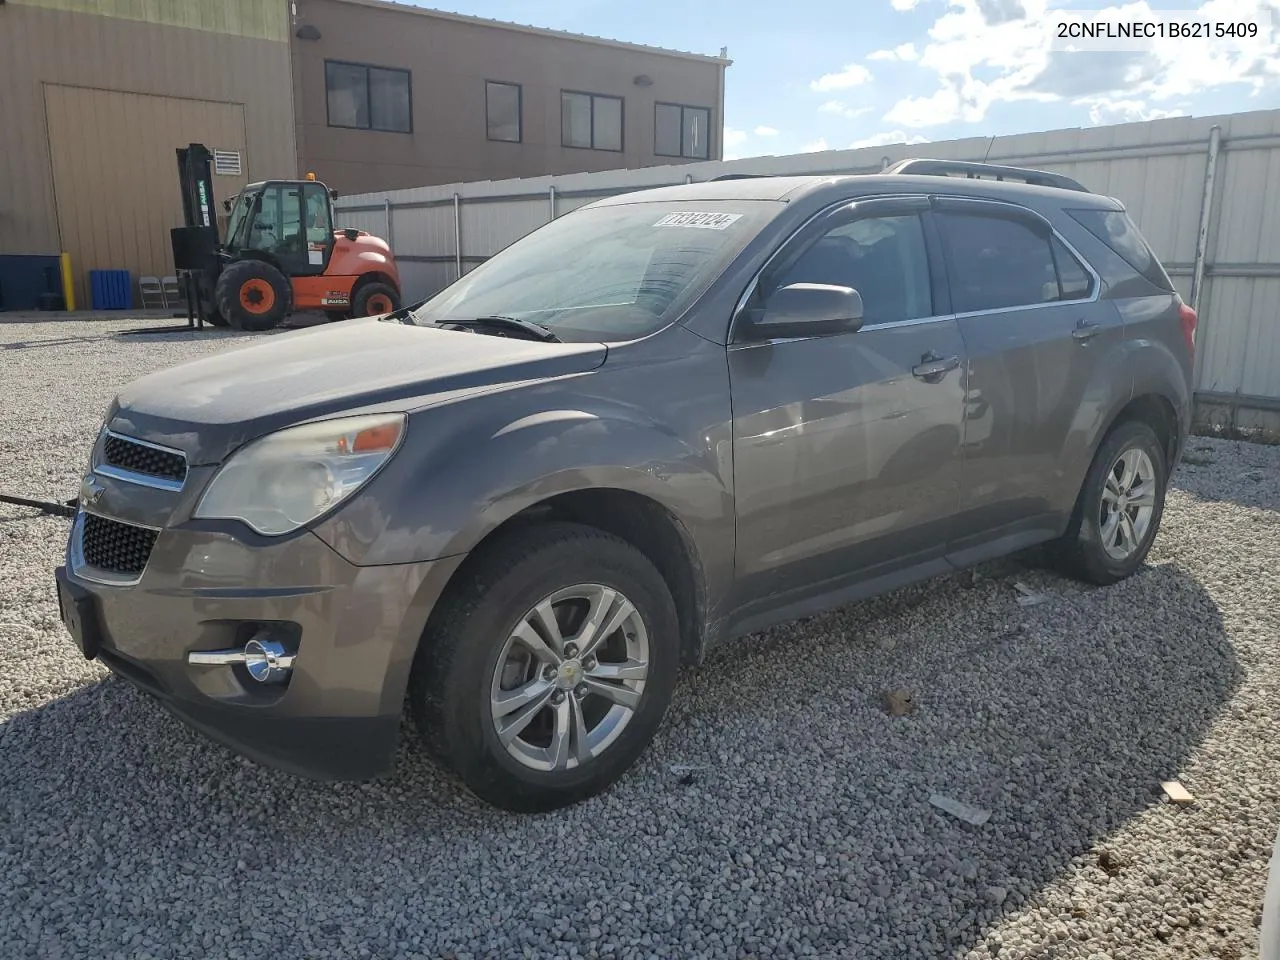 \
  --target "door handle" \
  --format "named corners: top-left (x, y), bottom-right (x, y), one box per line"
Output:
top-left (1071, 319), bottom-right (1102, 341)
top-left (912, 353), bottom-right (960, 381)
